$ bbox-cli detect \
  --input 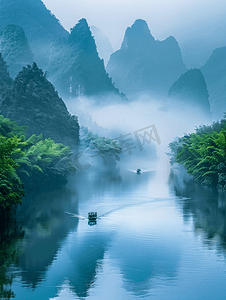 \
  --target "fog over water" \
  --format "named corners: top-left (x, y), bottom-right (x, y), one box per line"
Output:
top-left (66, 95), bottom-right (212, 171)
top-left (1, 1), bottom-right (226, 299)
